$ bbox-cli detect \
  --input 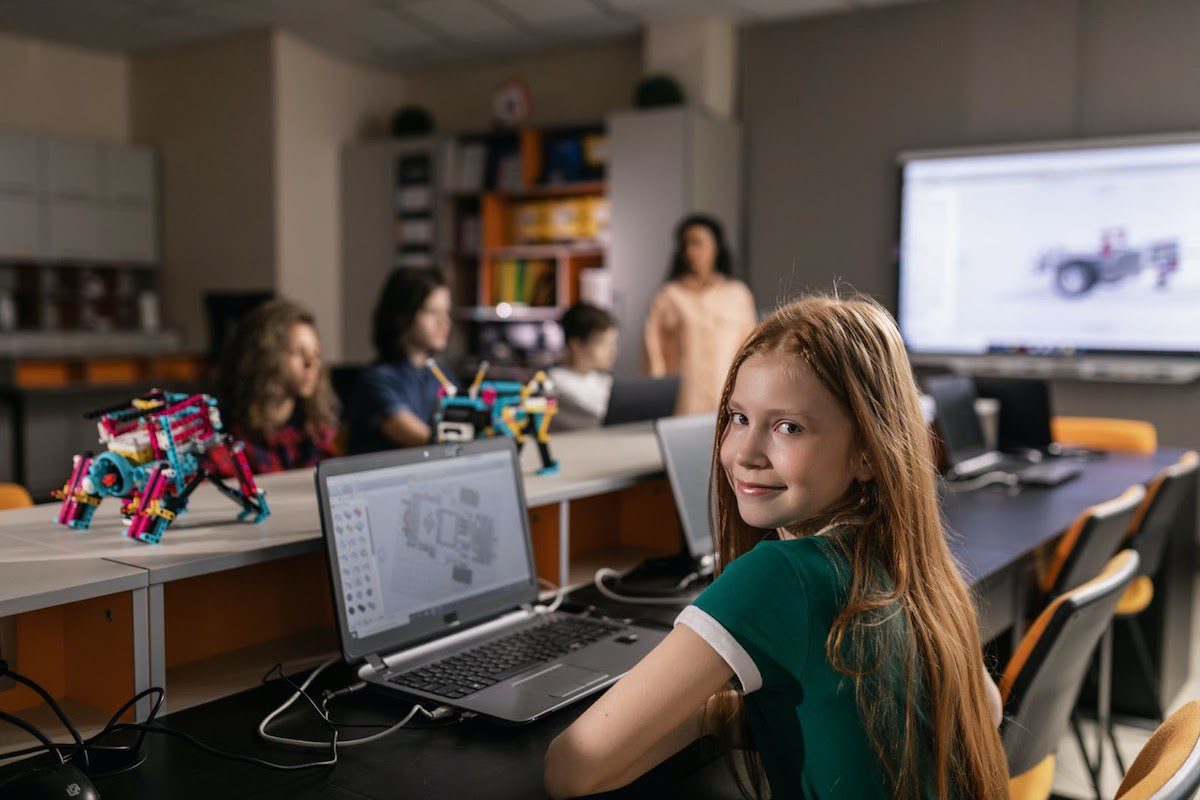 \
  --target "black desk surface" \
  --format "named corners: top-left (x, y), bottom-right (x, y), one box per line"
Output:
top-left (3, 449), bottom-right (1184, 799)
